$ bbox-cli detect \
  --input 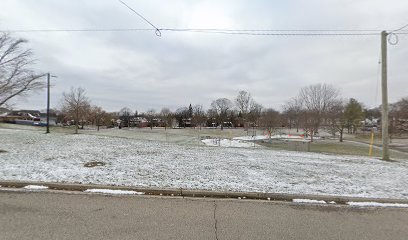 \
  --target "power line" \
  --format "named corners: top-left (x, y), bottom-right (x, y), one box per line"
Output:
top-left (2, 28), bottom-right (408, 36)
top-left (118, 0), bottom-right (161, 36)
top-left (385, 22), bottom-right (408, 45)
top-left (1, 28), bottom-right (153, 33)
top-left (392, 22), bottom-right (408, 32)
top-left (162, 29), bottom-right (380, 36)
